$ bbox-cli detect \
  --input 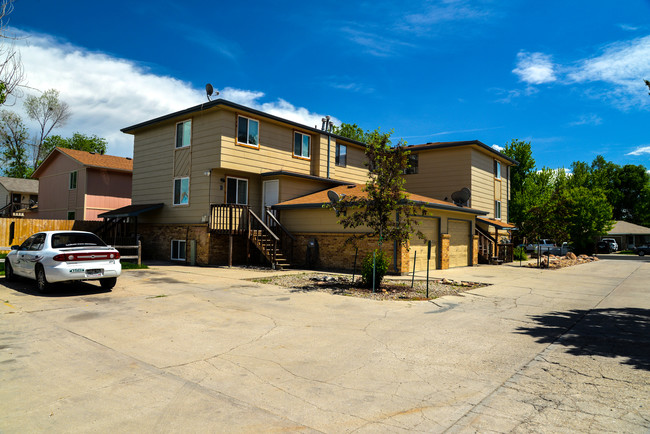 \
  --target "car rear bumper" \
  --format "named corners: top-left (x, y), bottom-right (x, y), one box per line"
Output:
top-left (44, 261), bottom-right (122, 283)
